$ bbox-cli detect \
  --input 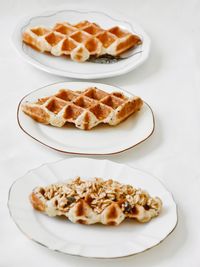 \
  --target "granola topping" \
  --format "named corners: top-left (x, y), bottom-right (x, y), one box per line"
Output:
top-left (35, 177), bottom-right (162, 214)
